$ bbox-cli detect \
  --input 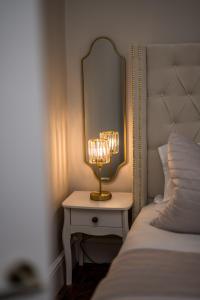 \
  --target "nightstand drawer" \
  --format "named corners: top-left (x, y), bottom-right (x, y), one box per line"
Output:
top-left (71, 209), bottom-right (122, 227)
